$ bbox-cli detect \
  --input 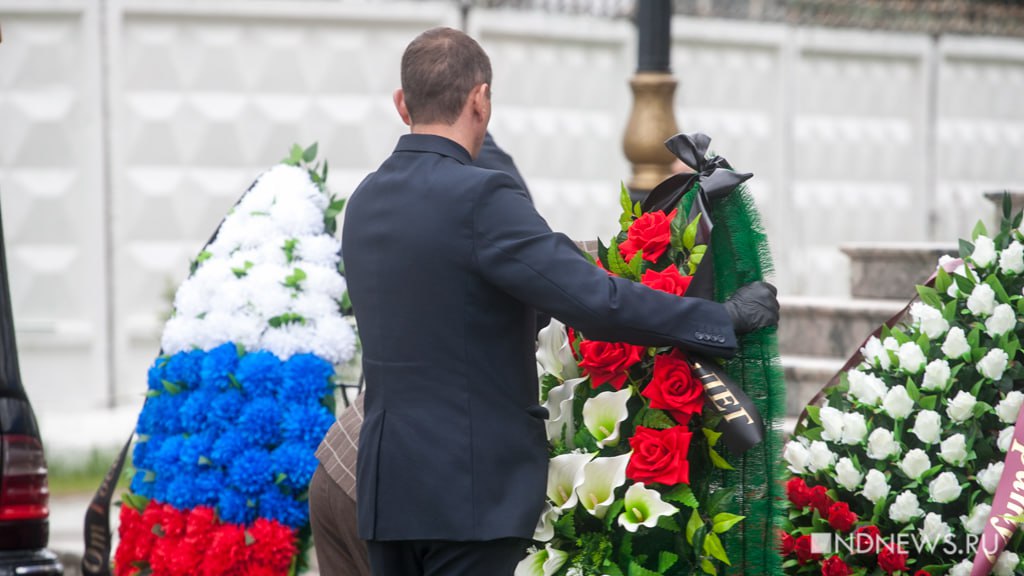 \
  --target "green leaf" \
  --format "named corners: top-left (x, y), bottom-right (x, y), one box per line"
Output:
top-left (607, 237), bottom-right (631, 278)
top-left (935, 267), bottom-right (953, 295)
top-left (712, 512), bottom-right (745, 533)
top-left (122, 492), bottom-right (150, 512)
top-left (152, 523), bottom-right (165, 537)
top-left (657, 514), bottom-right (682, 532)
top-left (303, 142), bottom-right (318, 163)
top-left (960, 238), bottom-right (975, 259)
top-left (708, 447), bottom-right (735, 470)
top-left (987, 275), bottom-right (1011, 303)
top-left (604, 498), bottom-right (626, 529)
top-left (685, 508), bottom-right (703, 545)
top-left (244, 530), bottom-right (256, 546)
top-left (682, 213), bottom-right (702, 251)
top-left (642, 409), bottom-right (676, 430)
top-left (973, 219), bottom-right (988, 241)
top-left (919, 395), bottom-right (937, 410)
top-left (658, 551), bottom-right (679, 573)
top-left (664, 484), bottom-right (699, 508)
top-left (702, 427), bottom-right (723, 448)
top-left (145, 390), bottom-right (161, 398)
top-left (700, 558), bottom-right (718, 576)
top-left (554, 507), bottom-right (576, 539)
top-left (706, 487), bottom-right (736, 516)
top-left (232, 260), bottom-right (254, 278)
top-left (619, 182), bottom-right (633, 216)
top-left (628, 561), bottom-right (661, 576)
top-left (603, 561), bottom-right (626, 576)
top-left (268, 312), bottom-right (307, 328)
top-left (275, 472), bottom-right (287, 485)
top-left (806, 405), bottom-right (822, 425)
top-left (633, 201), bottom-right (642, 218)
top-left (628, 251), bottom-right (643, 279)
top-left (198, 456), bottom-right (212, 466)
top-left (282, 238), bottom-right (299, 264)
top-left (703, 532), bottom-right (730, 565)
top-left (906, 378), bottom-right (920, 402)
top-left (670, 207), bottom-right (689, 253)
top-left (283, 268), bottom-right (307, 290)
top-left (916, 285), bottom-right (943, 309)
top-left (162, 379), bottom-right (182, 395)
top-left (285, 143), bottom-right (303, 166)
